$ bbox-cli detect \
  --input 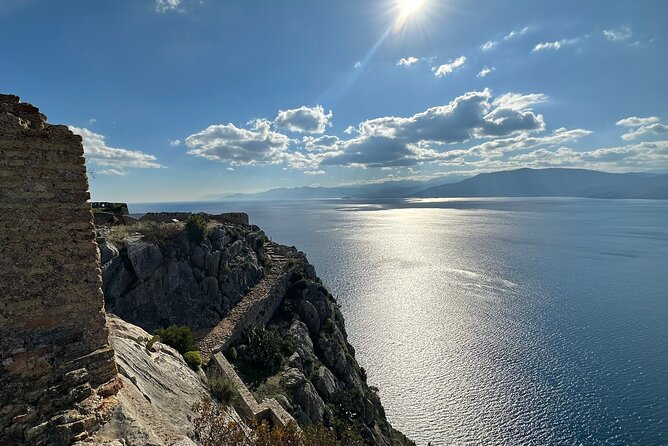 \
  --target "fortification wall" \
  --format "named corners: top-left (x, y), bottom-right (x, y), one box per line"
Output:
top-left (140, 212), bottom-right (193, 223)
top-left (0, 95), bottom-right (120, 445)
top-left (215, 212), bottom-right (249, 226)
